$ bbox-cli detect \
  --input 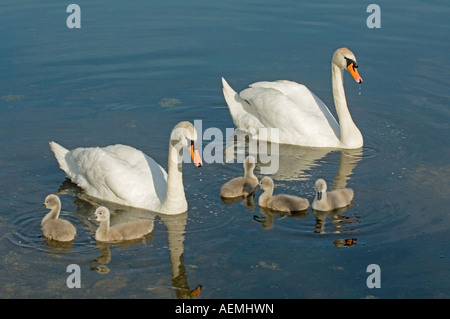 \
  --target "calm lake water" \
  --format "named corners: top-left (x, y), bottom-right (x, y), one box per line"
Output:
top-left (0, 0), bottom-right (449, 299)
